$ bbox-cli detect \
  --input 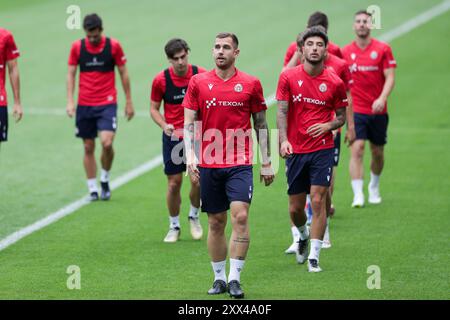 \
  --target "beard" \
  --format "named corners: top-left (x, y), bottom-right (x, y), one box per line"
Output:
top-left (215, 57), bottom-right (233, 70)
top-left (305, 55), bottom-right (324, 65)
